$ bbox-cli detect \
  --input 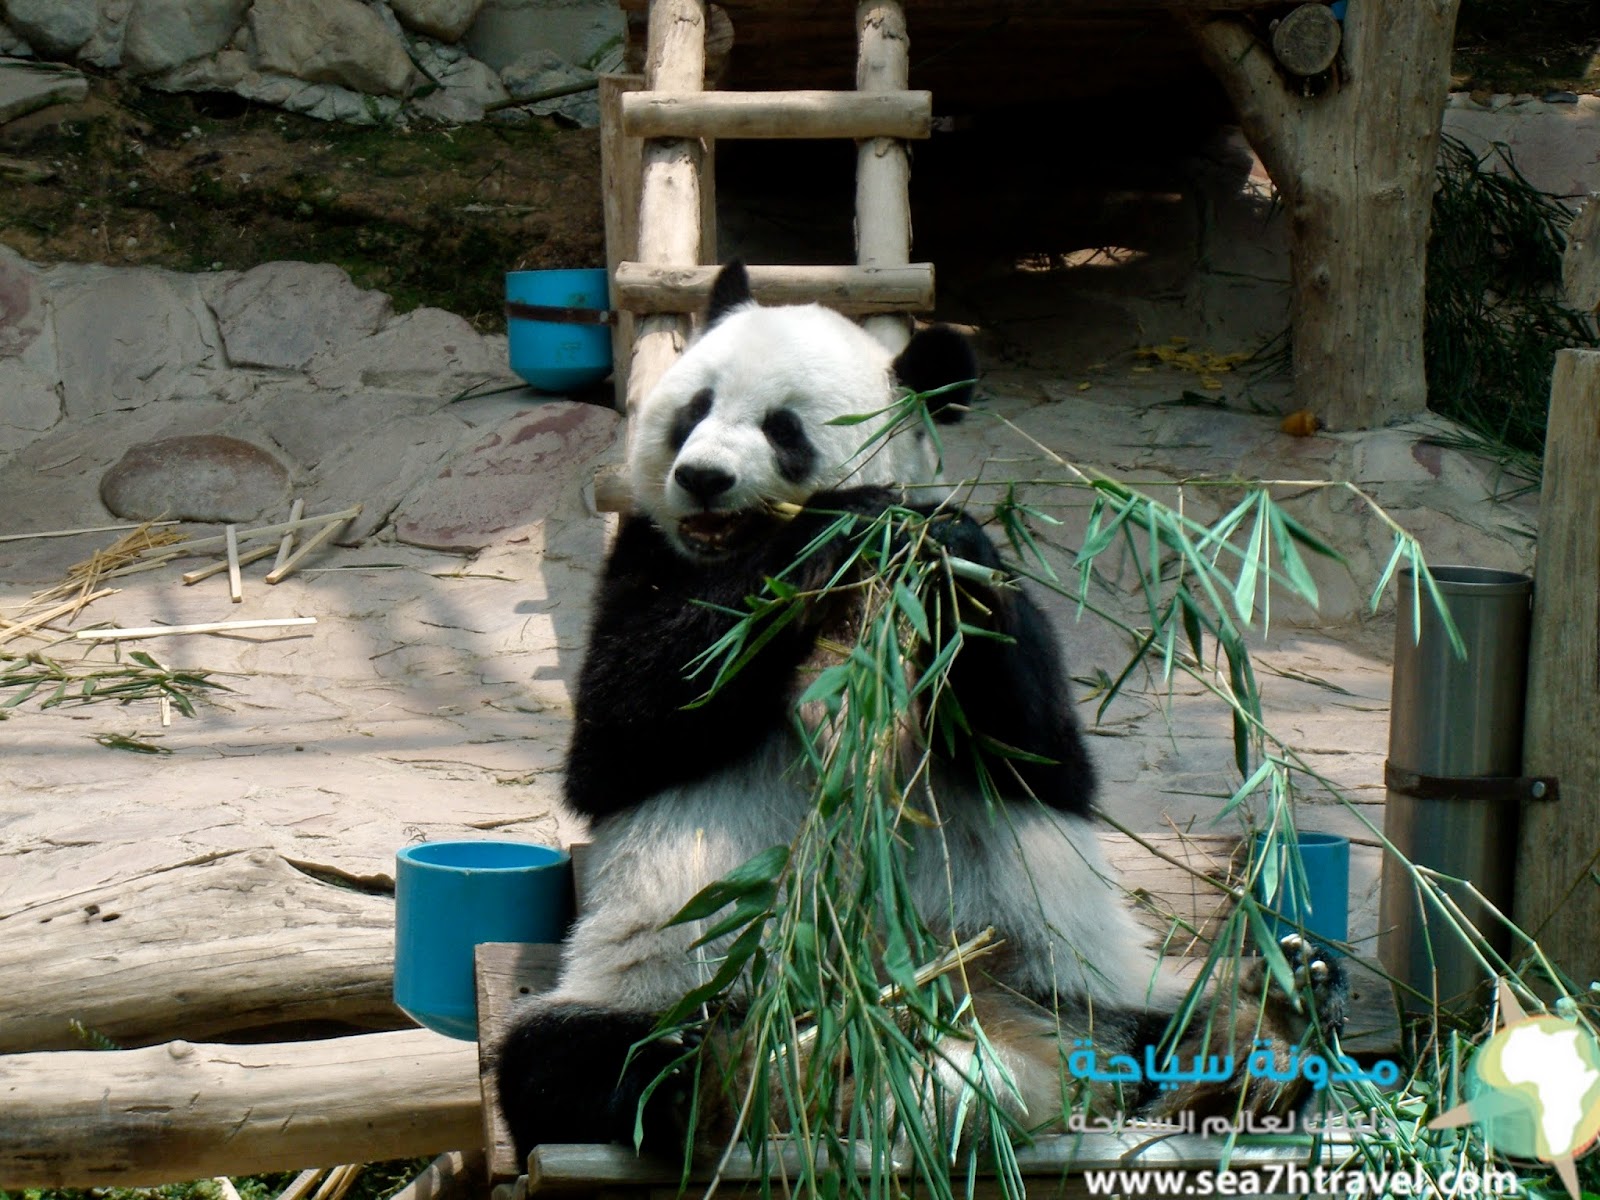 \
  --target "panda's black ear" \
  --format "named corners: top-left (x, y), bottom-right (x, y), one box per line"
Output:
top-left (893, 325), bottom-right (977, 424)
top-left (705, 261), bottom-right (753, 327)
